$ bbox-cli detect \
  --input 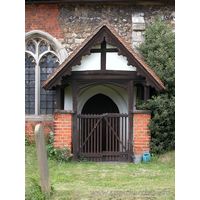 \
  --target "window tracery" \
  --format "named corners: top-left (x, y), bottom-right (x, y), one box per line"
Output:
top-left (25, 38), bottom-right (60, 115)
